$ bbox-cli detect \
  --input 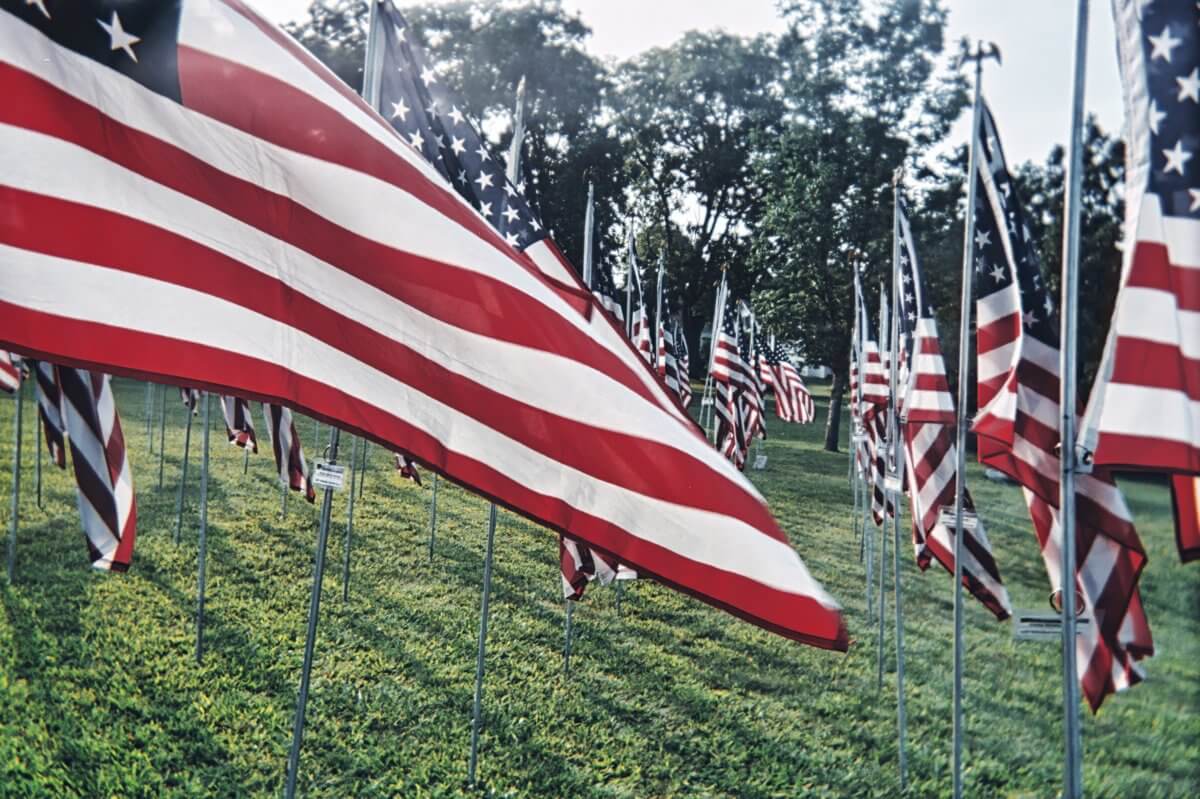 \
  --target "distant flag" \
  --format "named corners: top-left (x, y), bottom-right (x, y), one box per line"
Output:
top-left (895, 198), bottom-right (1010, 619)
top-left (760, 340), bottom-right (815, 424)
top-left (560, 536), bottom-right (635, 600)
top-left (711, 300), bottom-right (754, 469)
top-left (591, 262), bottom-right (625, 323)
top-left (1173, 476), bottom-right (1200, 563)
top-left (675, 321), bottom-right (692, 408)
top-left (1080, 0), bottom-right (1199, 564)
top-left (394, 452), bottom-right (422, 485)
top-left (0, 0), bottom-right (845, 648)
top-left (180, 388), bottom-right (200, 416)
top-left (33, 360), bottom-right (66, 468)
top-left (971, 102), bottom-right (1152, 709)
top-left (628, 245), bottom-right (653, 364)
top-left (0, 351), bottom-right (18, 393)
top-left (219, 395), bottom-right (258, 452)
top-left (656, 283), bottom-right (686, 404)
top-left (859, 291), bottom-right (892, 526)
top-left (58, 369), bottom-right (136, 571)
top-left (263, 404), bottom-right (315, 503)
